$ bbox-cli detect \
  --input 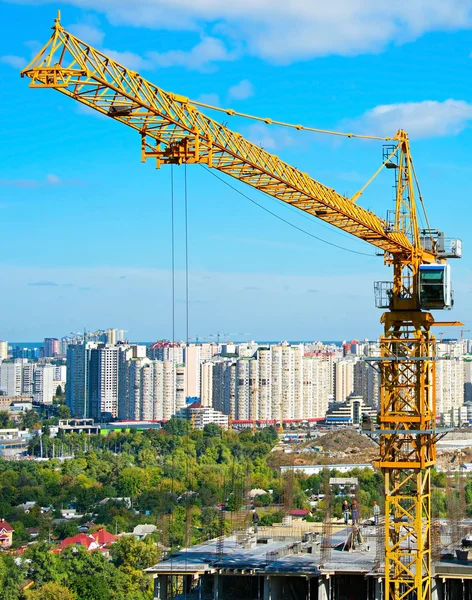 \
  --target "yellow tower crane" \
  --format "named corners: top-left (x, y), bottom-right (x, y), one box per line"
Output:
top-left (21, 14), bottom-right (463, 600)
